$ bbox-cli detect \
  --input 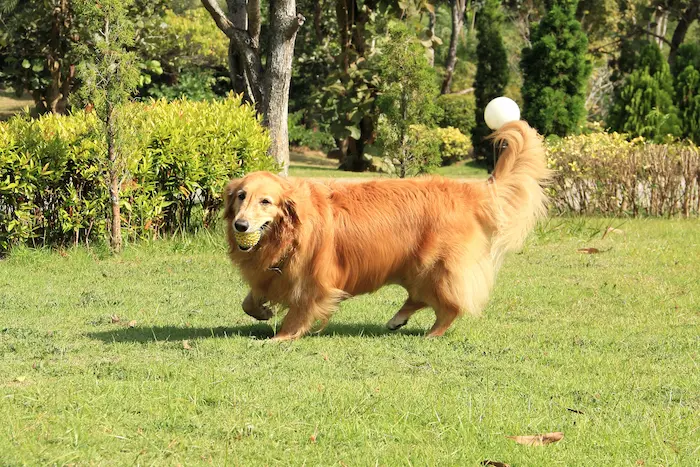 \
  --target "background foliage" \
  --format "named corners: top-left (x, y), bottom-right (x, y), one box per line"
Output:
top-left (0, 96), bottom-right (273, 253)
